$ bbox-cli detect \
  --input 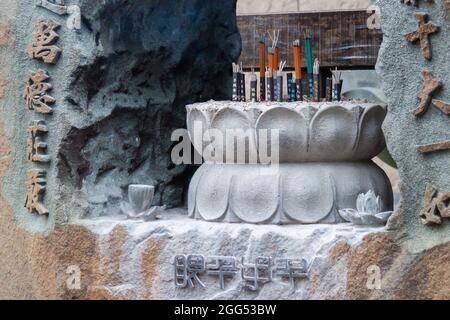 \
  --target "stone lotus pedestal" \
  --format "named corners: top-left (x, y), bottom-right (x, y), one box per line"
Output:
top-left (187, 101), bottom-right (393, 224)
